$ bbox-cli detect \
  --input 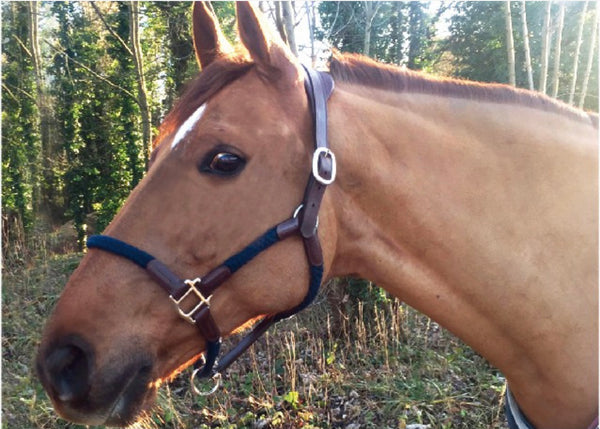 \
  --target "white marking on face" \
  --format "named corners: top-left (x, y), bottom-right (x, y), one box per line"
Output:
top-left (171, 103), bottom-right (207, 149)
